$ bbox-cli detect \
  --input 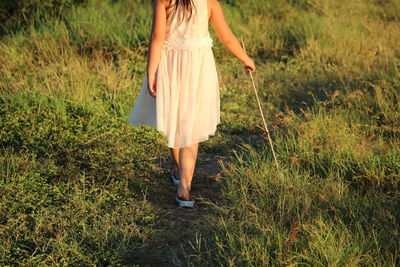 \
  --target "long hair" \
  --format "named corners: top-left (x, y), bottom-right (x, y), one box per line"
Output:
top-left (166, 0), bottom-right (196, 24)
